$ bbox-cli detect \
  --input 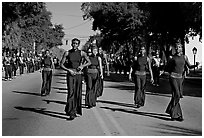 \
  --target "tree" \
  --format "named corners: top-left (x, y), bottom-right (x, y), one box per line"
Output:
top-left (2, 2), bottom-right (65, 54)
top-left (142, 2), bottom-right (202, 56)
top-left (81, 2), bottom-right (149, 55)
top-left (82, 2), bottom-right (202, 60)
